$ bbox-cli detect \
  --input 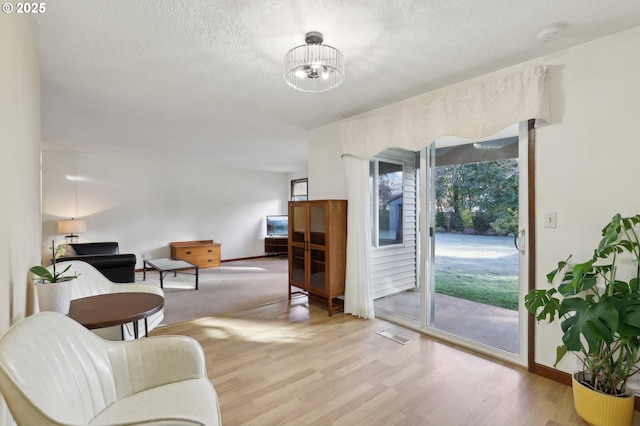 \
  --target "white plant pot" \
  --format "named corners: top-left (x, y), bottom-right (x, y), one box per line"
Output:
top-left (36, 279), bottom-right (75, 315)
